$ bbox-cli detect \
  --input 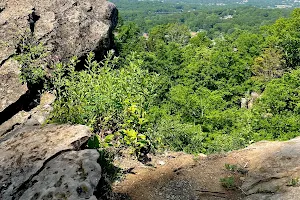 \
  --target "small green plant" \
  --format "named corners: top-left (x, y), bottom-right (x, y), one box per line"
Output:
top-left (220, 176), bottom-right (236, 190)
top-left (225, 163), bottom-right (238, 172)
top-left (287, 178), bottom-right (299, 187)
top-left (55, 53), bottom-right (158, 159)
top-left (87, 103), bottom-right (152, 159)
top-left (87, 134), bottom-right (102, 149)
top-left (120, 129), bottom-right (150, 155)
top-left (14, 33), bottom-right (49, 86)
top-left (224, 163), bottom-right (249, 175)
